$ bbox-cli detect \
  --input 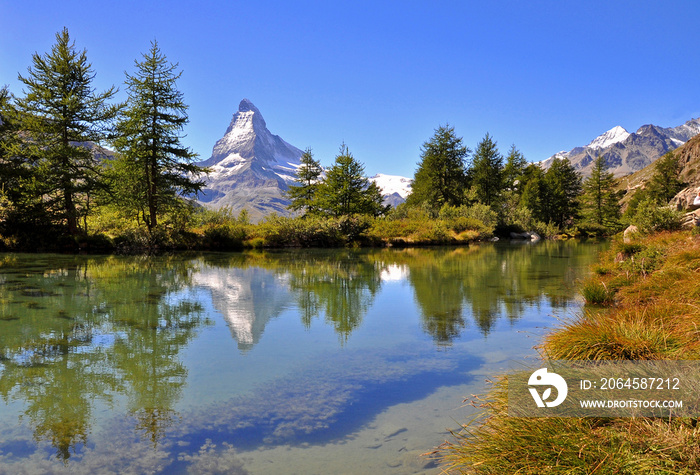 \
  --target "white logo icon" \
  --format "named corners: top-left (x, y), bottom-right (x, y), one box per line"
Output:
top-left (528, 368), bottom-right (568, 408)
